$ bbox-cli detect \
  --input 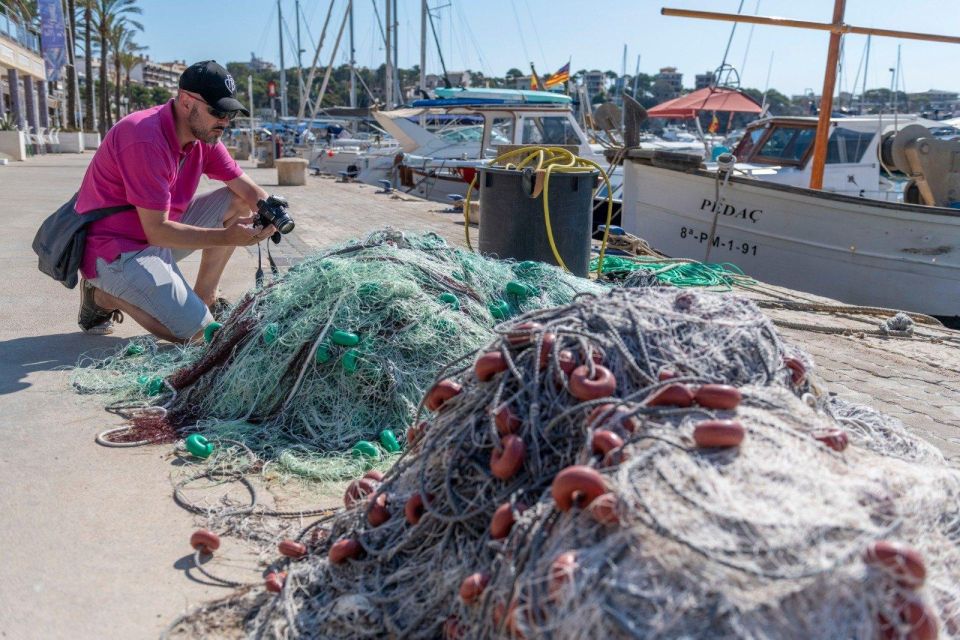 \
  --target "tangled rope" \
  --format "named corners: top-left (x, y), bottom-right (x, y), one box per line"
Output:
top-left (201, 287), bottom-right (958, 639)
